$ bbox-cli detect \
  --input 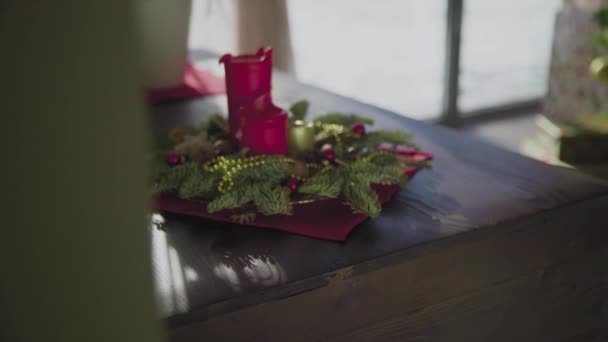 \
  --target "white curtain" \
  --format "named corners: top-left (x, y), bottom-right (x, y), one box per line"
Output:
top-left (236, 0), bottom-right (295, 73)
top-left (189, 0), bottom-right (295, 74)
